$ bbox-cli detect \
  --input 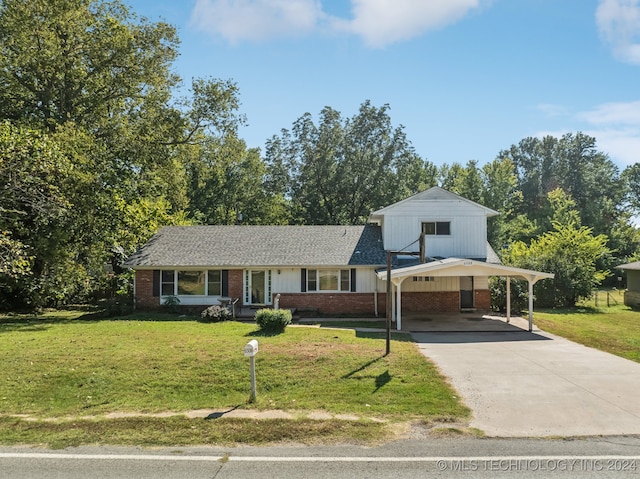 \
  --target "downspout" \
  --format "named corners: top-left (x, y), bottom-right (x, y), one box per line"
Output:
top-left (374, 289), bottom-right (378, 317)
top-left (132, 270), bottom-right (137, 310)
